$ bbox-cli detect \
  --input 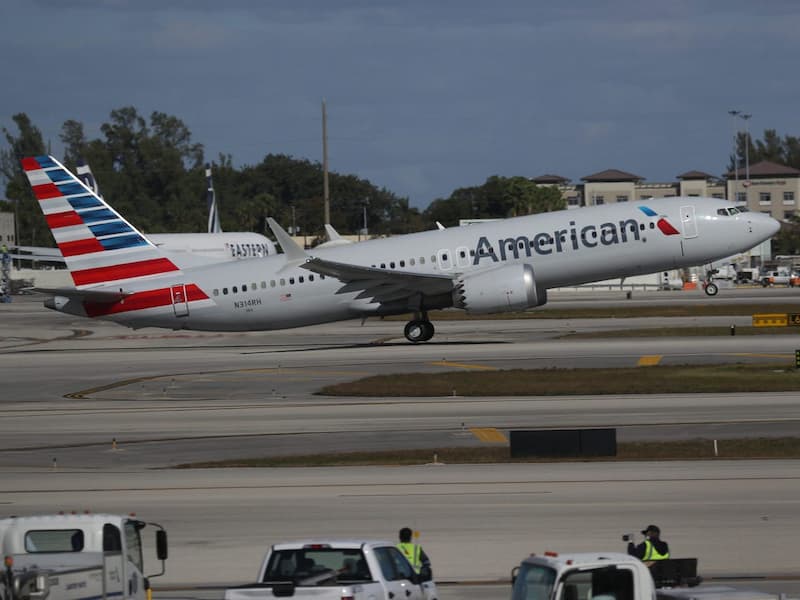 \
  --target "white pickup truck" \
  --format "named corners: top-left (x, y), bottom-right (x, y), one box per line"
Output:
top-left (510, 551), bottom-right (788, 600)
top-left (0, 513), bottom-right (168, 600)
top-left (224, 540), bottom-right (438, 600)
